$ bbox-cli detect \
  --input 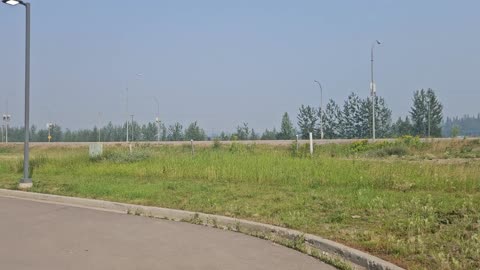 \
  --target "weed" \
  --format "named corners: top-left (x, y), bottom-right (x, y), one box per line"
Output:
top-left (212, 138), bottom-right (222, 149)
